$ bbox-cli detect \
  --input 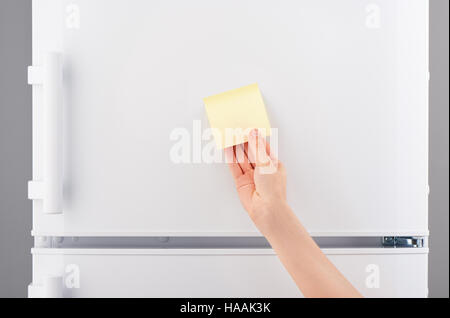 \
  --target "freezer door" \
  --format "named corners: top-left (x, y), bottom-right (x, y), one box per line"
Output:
top-left (30, 0), bottom-right (428, 236)
top-left (29, 248), bottom-right (428, 298)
